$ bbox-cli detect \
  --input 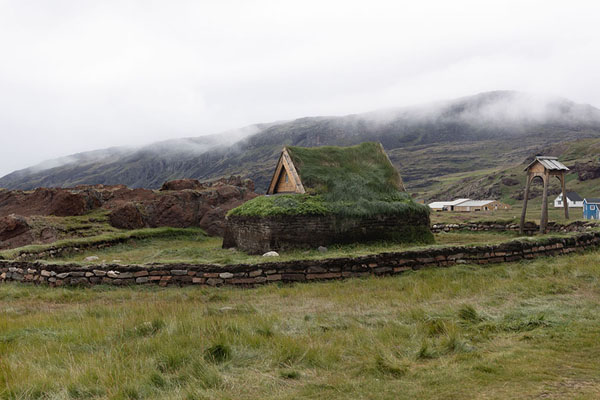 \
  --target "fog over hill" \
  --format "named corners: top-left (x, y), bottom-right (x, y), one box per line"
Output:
top-left (2, 91), bottom-right (600, 192)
